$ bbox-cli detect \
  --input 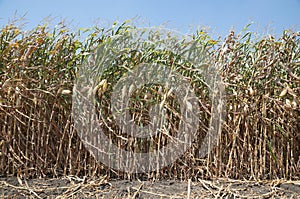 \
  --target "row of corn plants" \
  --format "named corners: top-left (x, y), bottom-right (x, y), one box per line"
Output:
top-left (0, 21), bottom-right (299, 180)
